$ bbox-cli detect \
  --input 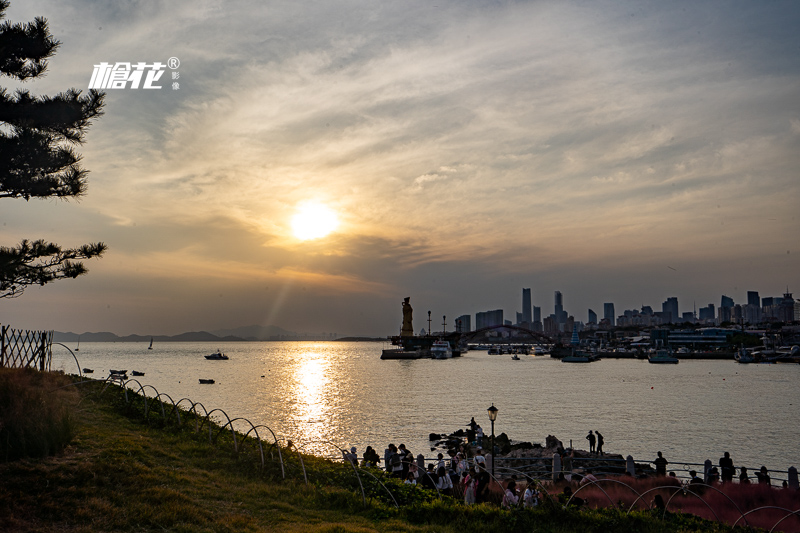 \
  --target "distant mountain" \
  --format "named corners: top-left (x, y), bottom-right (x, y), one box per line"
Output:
top-left (210, 325), bottom-right (297, 341)
top-left (52, 331), bottom-right (246, 343)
